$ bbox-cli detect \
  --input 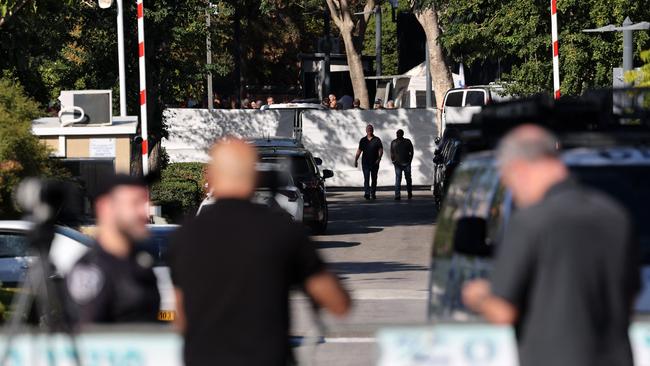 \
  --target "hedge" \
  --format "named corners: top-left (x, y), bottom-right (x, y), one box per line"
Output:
top-left (150, 162), bottom-right (207, 222)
